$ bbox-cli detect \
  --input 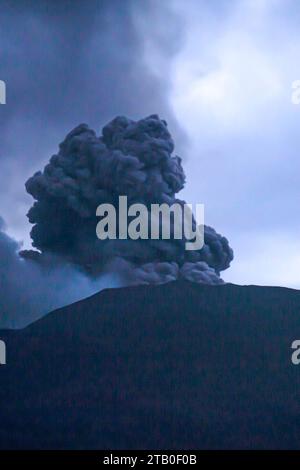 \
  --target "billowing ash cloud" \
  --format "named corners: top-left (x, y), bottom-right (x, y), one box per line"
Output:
top-left (23, 114), bottom-right (233, 284)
